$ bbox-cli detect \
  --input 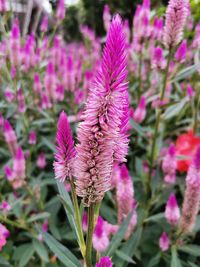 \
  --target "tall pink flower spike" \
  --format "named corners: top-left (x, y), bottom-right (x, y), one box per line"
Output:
top-left (54, 111), bottom-right (76, 182)
top-left (162, 143), bottom-right (177, 184)
top-left (163, 0), bottom-right (189, 48)
top-left (180, 146), bottom-right (200, 233)
top-left (3, 120), bottom-right (18, 156)
top-left (75, 14), bottom-right (129, 206)
top-left (165, 193), bottom-right (180, 225)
